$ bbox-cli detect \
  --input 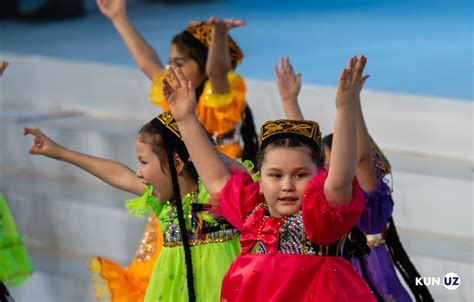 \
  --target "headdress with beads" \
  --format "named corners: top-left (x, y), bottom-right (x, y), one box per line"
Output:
top-left (259, 119), bottom-right (324, 164)
top-left (185, 21), bottom-right (244, 68)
